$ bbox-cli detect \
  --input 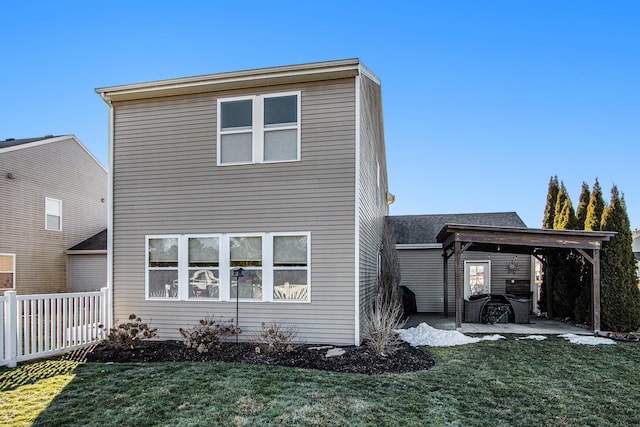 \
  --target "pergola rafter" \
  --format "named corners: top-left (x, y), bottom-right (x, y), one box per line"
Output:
top-left (436, 224), bottom-right (615, 332)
